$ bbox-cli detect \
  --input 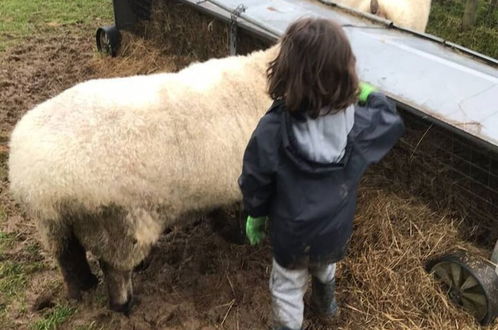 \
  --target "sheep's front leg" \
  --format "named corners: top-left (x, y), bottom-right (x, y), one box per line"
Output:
top-left (99, 260), bottom-right (134, 315)
top-left (56, 232), bottom-right (98, 300)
